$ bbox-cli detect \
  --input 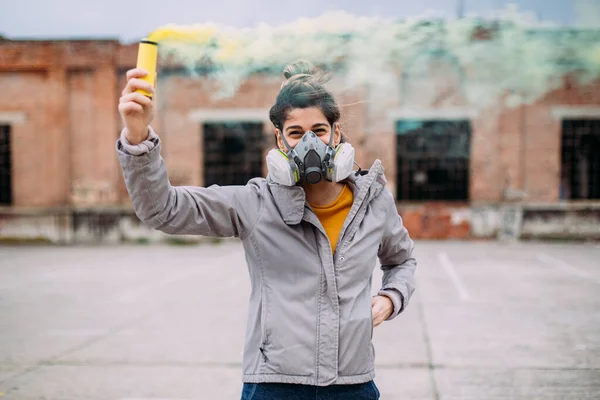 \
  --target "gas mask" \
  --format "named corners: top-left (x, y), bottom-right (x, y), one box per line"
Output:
top-left (266, 127), bottom-right (356, 186)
